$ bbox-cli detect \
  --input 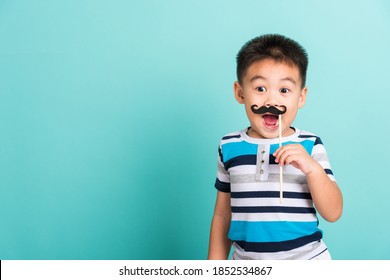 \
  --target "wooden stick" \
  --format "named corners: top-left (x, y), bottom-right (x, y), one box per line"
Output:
top-left (279, 114), bottom-right (283, 204)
